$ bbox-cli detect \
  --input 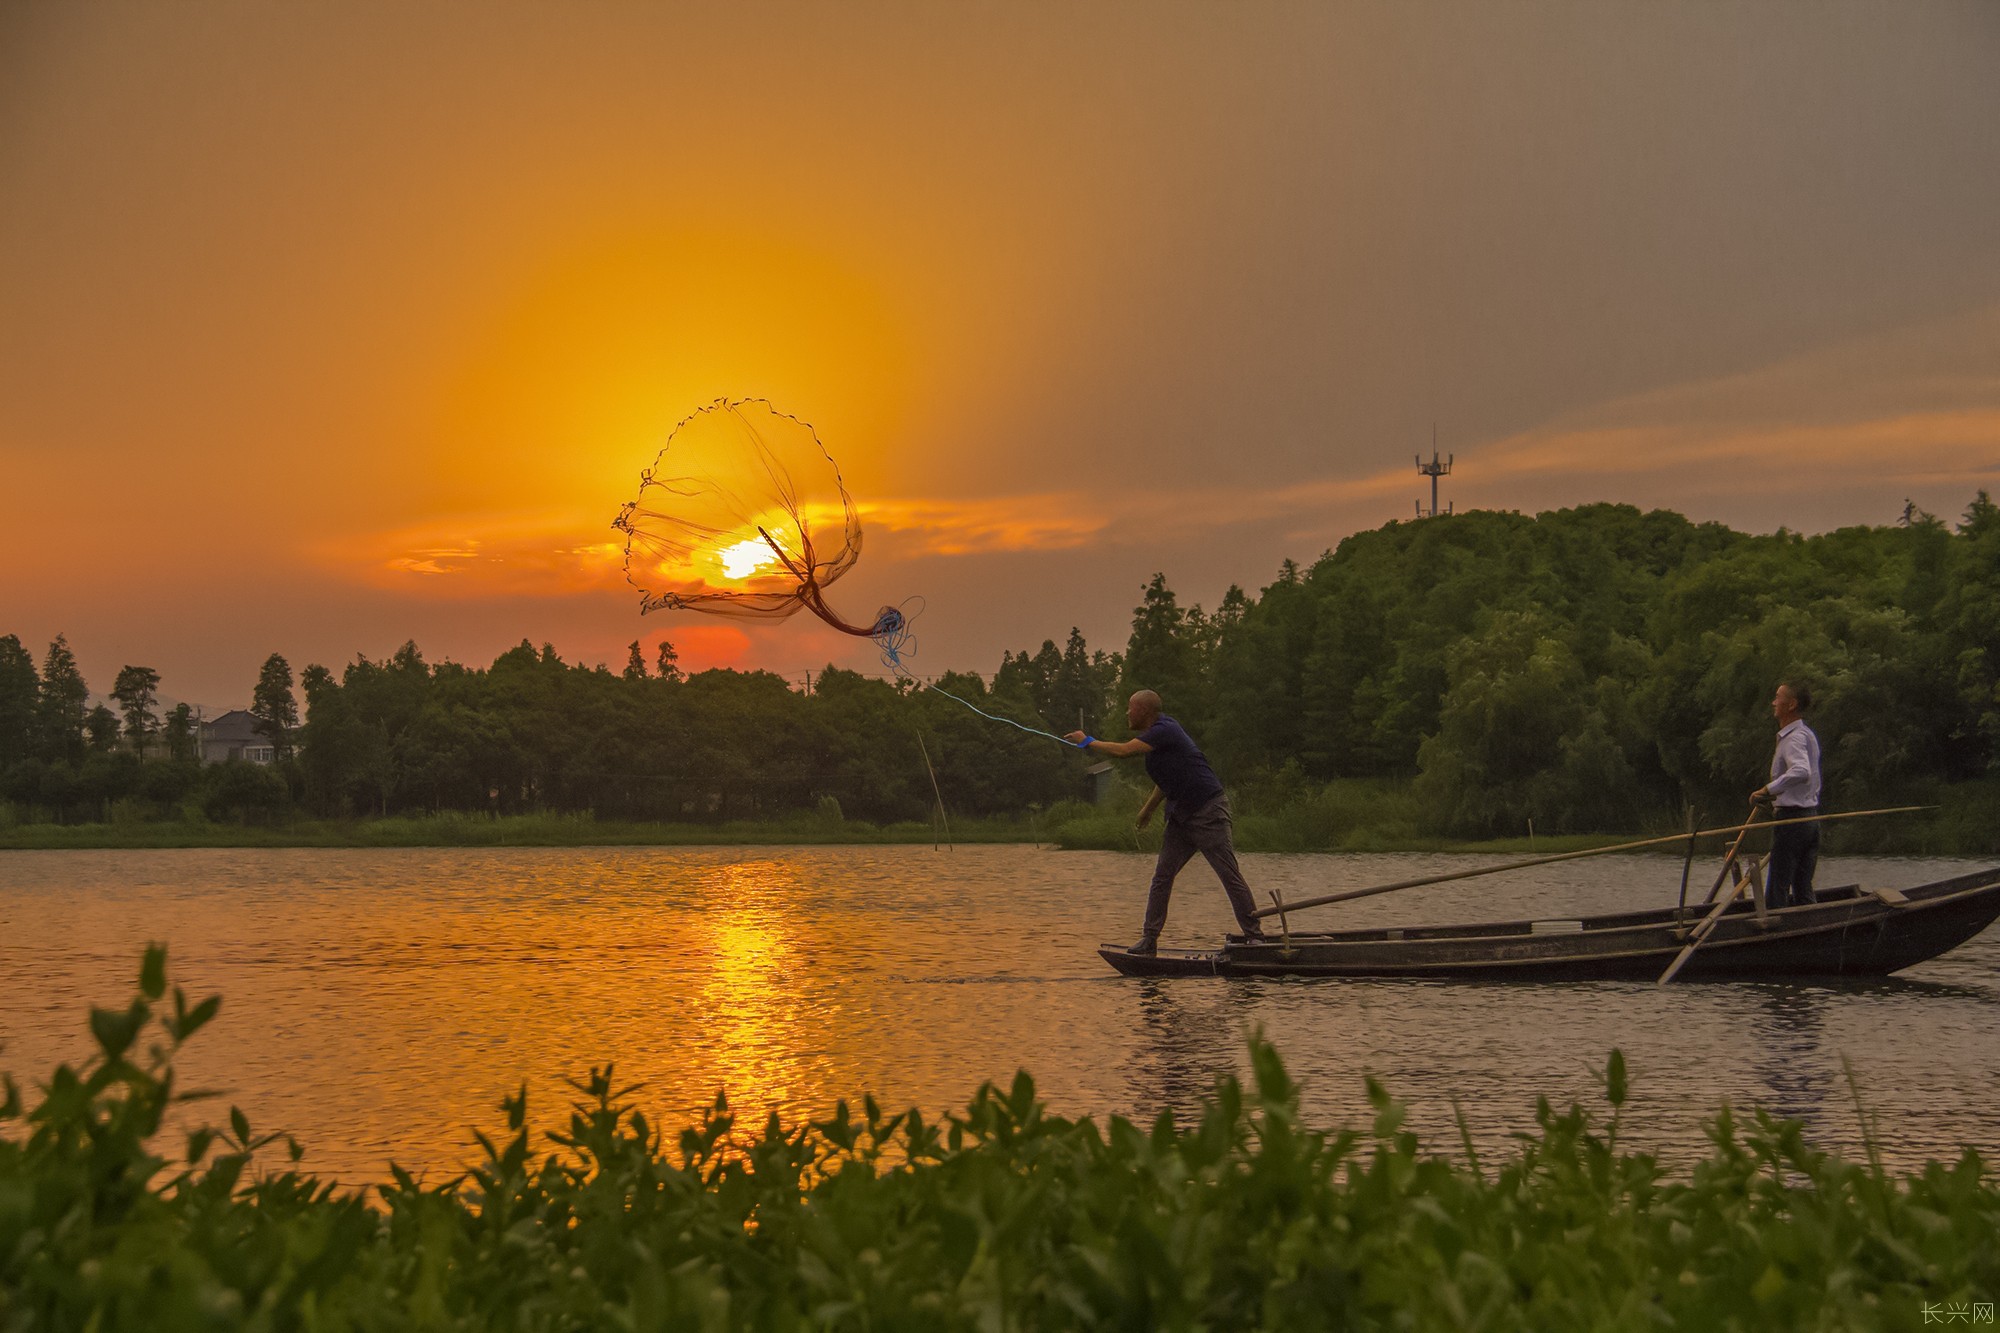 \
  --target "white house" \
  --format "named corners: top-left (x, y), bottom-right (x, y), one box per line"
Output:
top-left (199, 710), bottom-right (275, 765)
